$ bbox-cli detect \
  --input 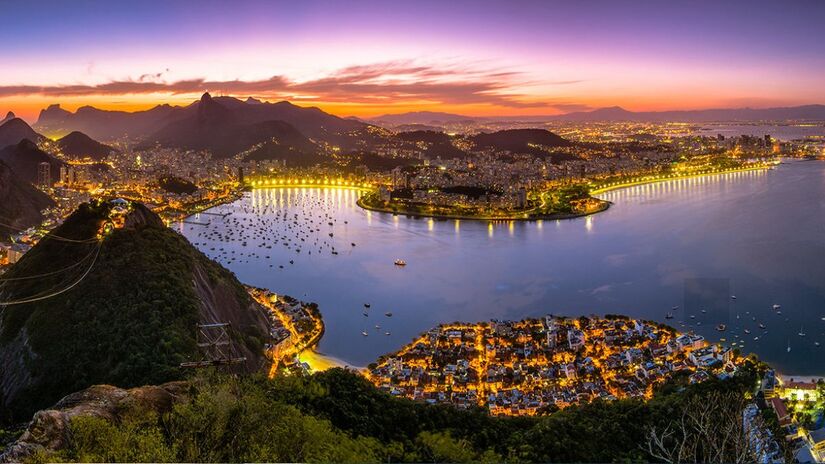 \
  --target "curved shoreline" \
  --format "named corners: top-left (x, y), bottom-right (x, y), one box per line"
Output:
top-left (356, 197), bottom-right (611, 222)
top-left (590, 162), bottom-right (779, 195)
